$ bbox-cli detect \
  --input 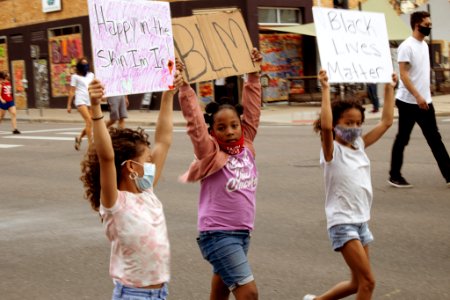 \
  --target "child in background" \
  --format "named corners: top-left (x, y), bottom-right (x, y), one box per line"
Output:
top-left (178, 48), bottom-right (262, 300)
top-left (304, 70), bottom-right (397, 300)
top-left (80, 69), bottom-right (183, 300)
top-left (67, 57), bottom-right (95, 151)
top-left (0, 71), bottom-right (20, 134)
